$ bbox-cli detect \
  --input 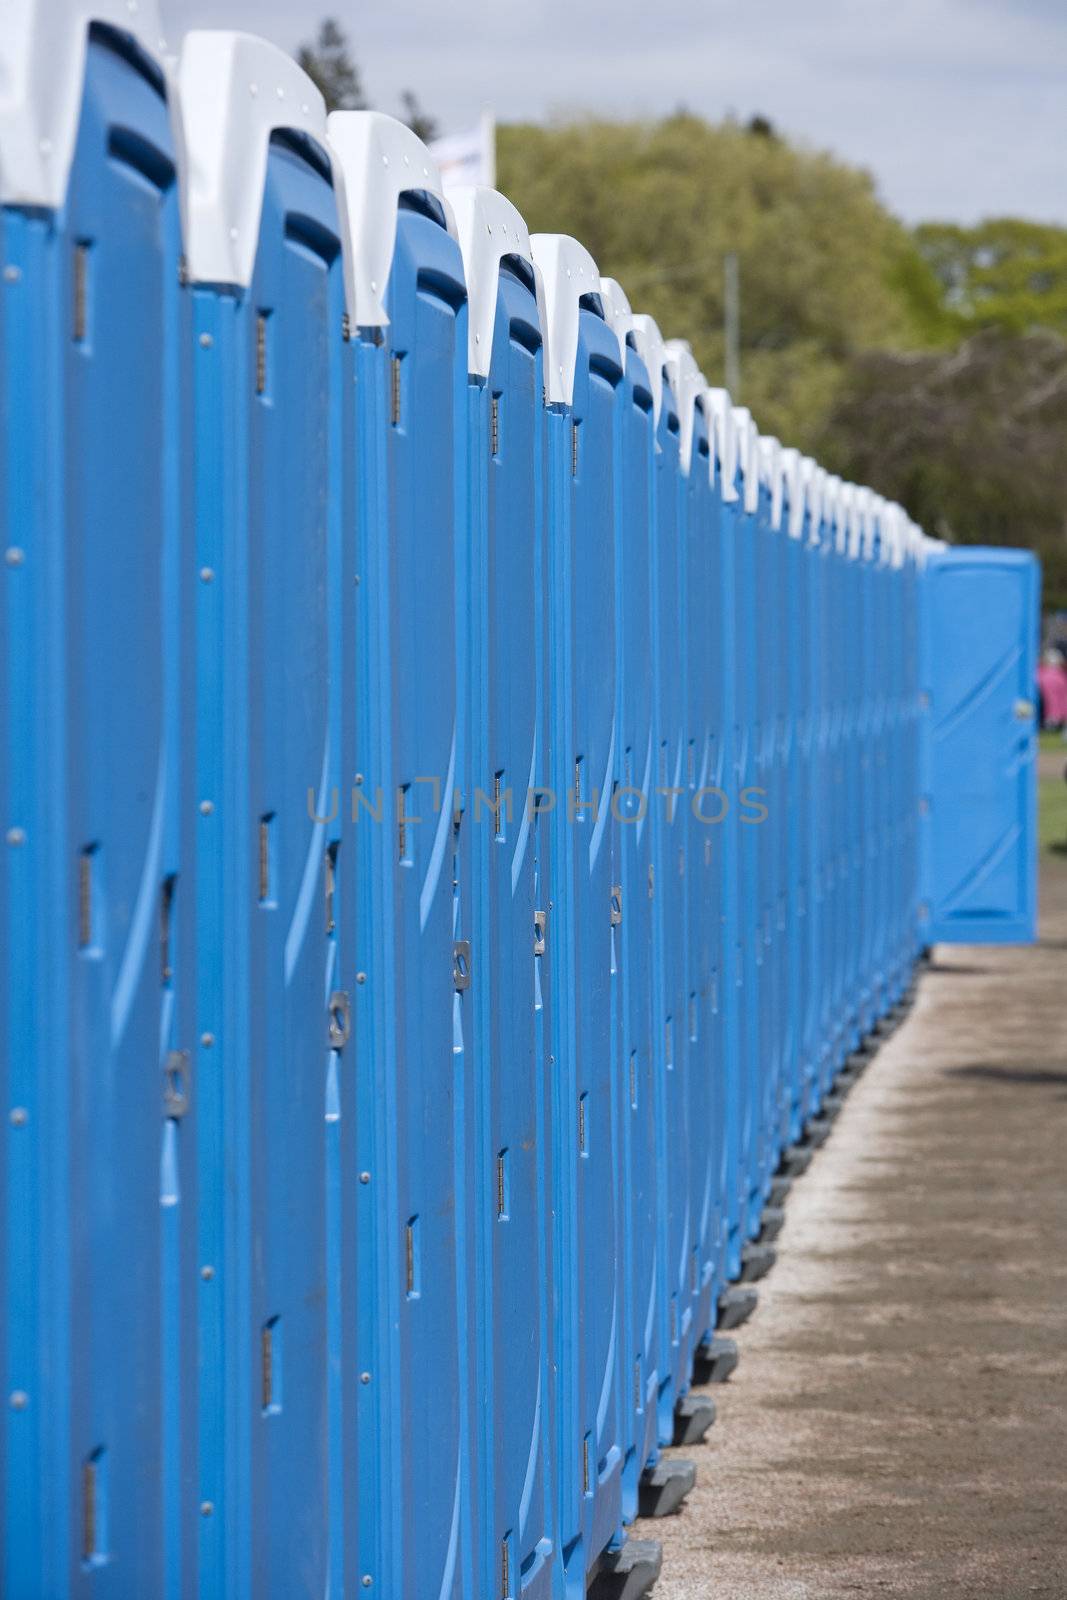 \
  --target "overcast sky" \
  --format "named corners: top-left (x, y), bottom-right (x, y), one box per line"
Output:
top-left (162, 0), bottom-right (1067, 226)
